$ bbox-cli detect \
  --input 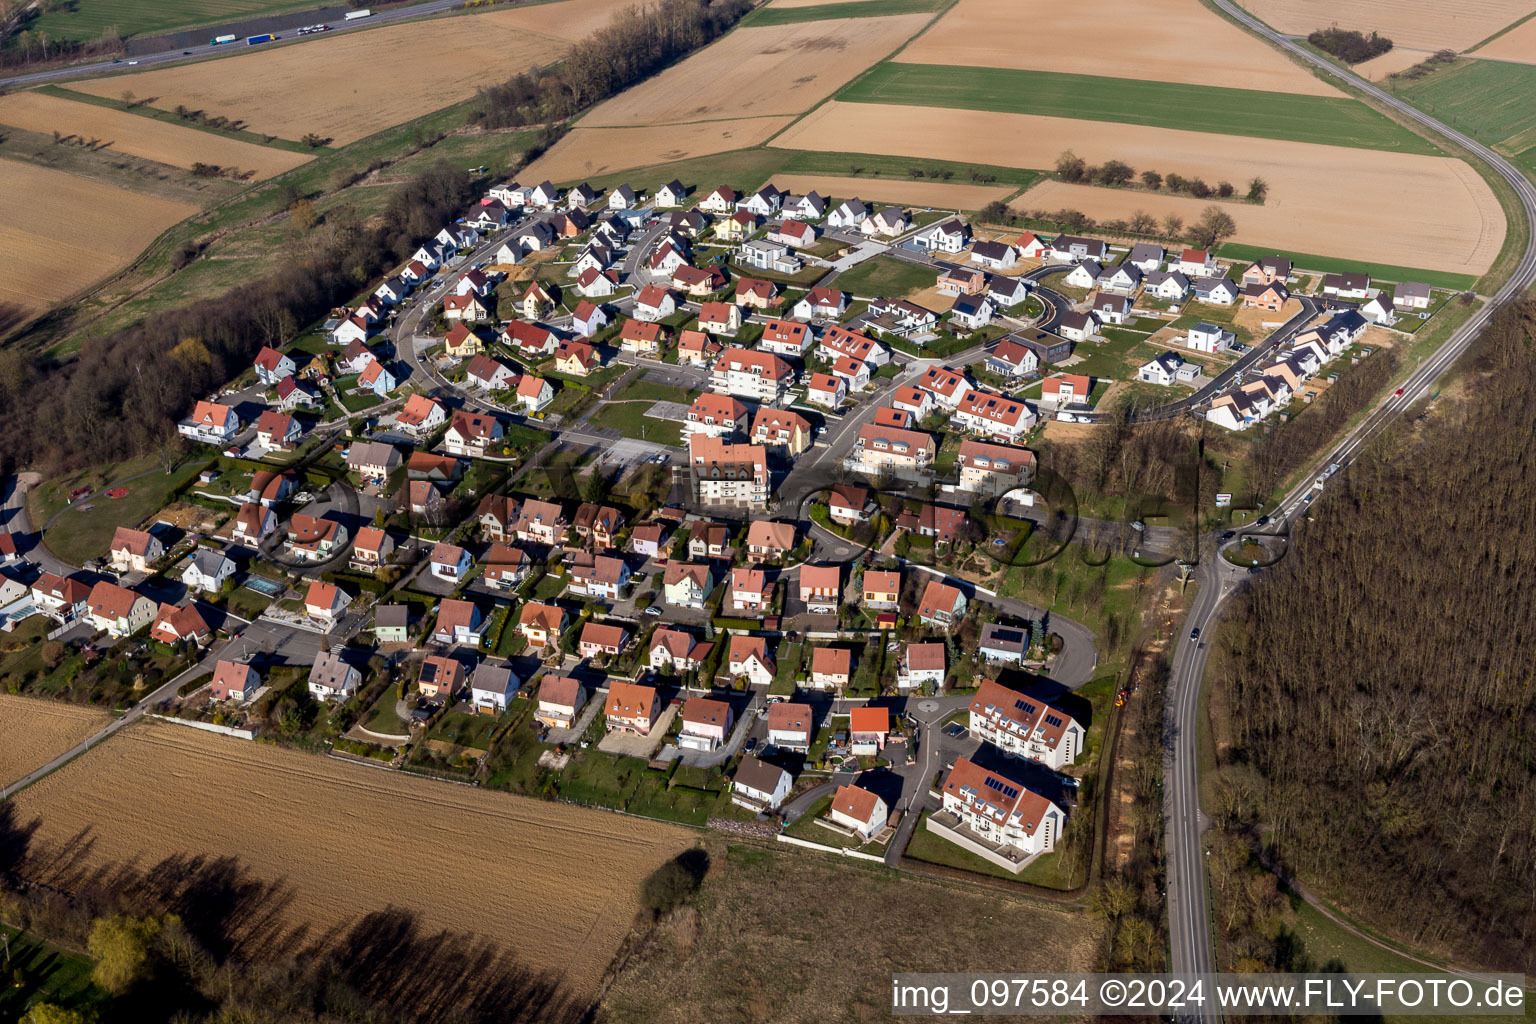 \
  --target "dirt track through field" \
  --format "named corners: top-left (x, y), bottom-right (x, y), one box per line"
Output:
top-left (772, 102), bottom-right (1504, 274)
top-left (0, 91), bottom-right (312, 179)
top-left (74, 0), bottom-right (632, 144)
top-left (898, 0), bottom-right (1343, 95)
top-left (1470, 18), bottom-right (1536, 61)
top-left (6, 722), bottom-right (693, 1000)
top-left (517, 116), bottom-right (794, 183)
top-left (765, 173), bottom-right (1013, 209)
top-left (0, 160), bottom-right (199, 314)
top-left (581, 15), bottom-right (931, 127)
top-left (1239, 0), bottom-right (1534, 52)
top-left (0, 694), bottom-right (111, 787)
